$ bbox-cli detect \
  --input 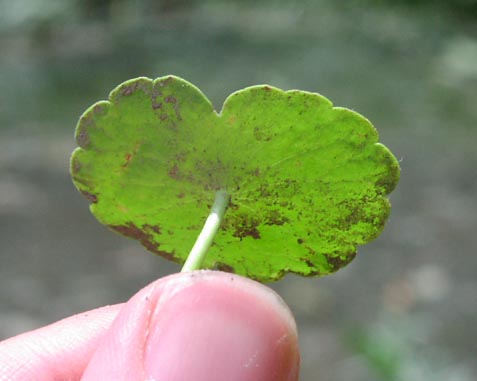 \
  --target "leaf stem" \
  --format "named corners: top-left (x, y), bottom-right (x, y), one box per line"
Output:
top-left (181, 189), bottom-right (230, 272)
